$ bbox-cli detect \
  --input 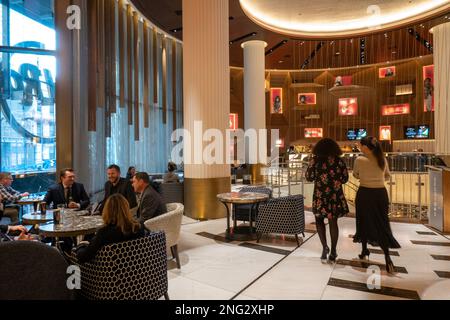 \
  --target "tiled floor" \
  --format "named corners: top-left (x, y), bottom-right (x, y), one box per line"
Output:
top-left (167, 212), bottom-right (450, 300)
